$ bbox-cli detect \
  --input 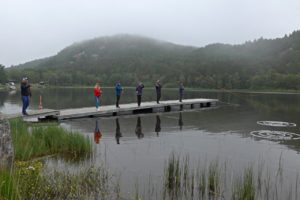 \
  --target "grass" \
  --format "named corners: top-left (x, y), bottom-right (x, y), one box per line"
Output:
top-left (1, 152), bottom-right (300, 200)
top-left (0, 161), bottom-right (116, 200)
top-left (231, 167), bottom-right (255, 200)
top-left (160, 153), bottom-right (300, 200)
top-left (0, 169), bottom-right (17, 200)
top-left (10, 118), bottom-right (92, 161)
